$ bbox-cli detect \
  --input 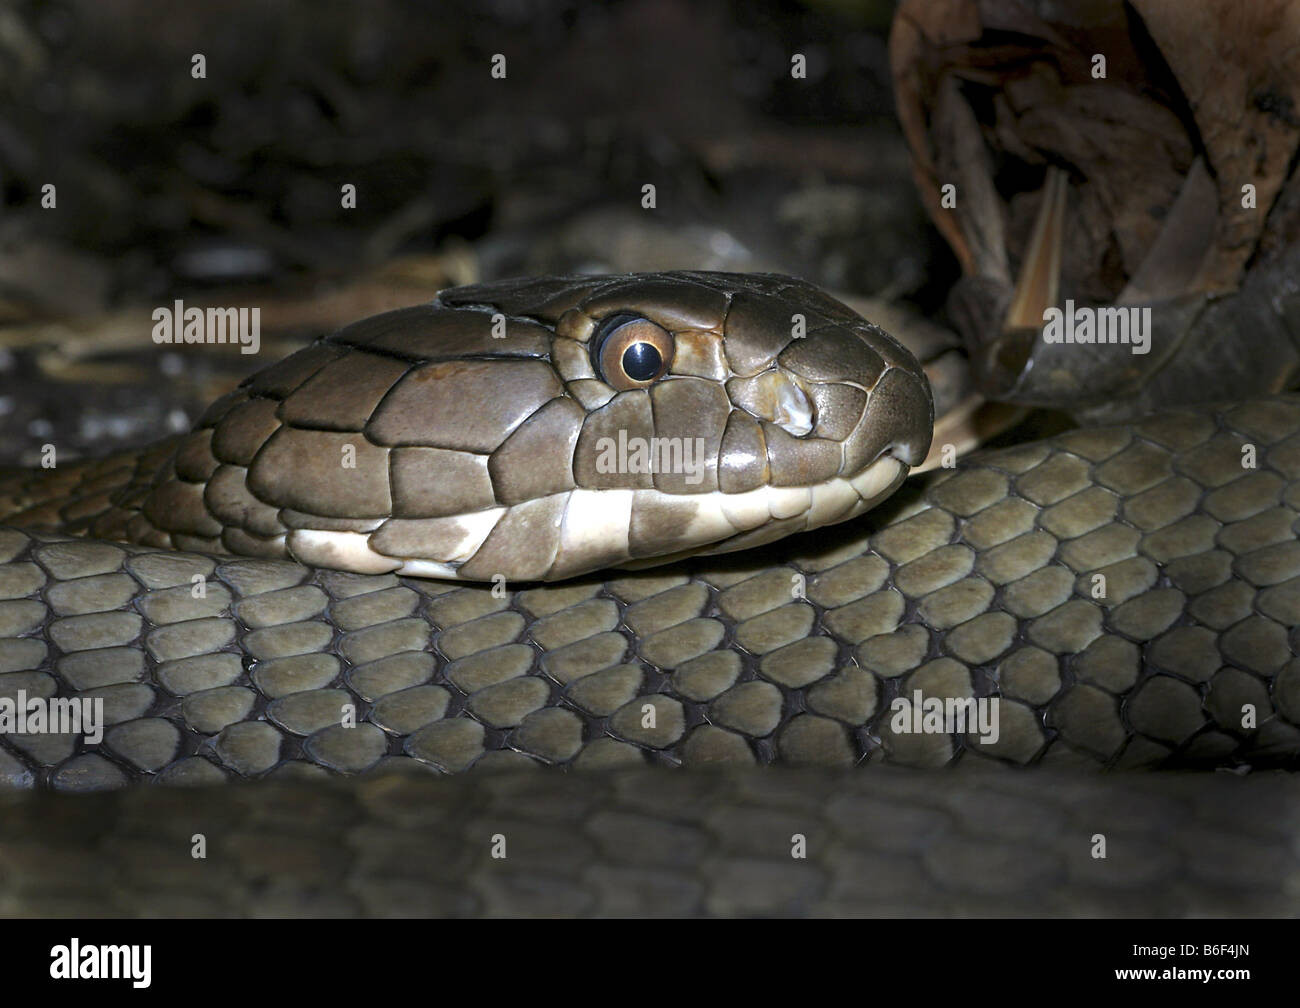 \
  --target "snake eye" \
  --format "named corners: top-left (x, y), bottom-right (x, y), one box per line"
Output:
top-left (591, 314), bottom-right (674, 390)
